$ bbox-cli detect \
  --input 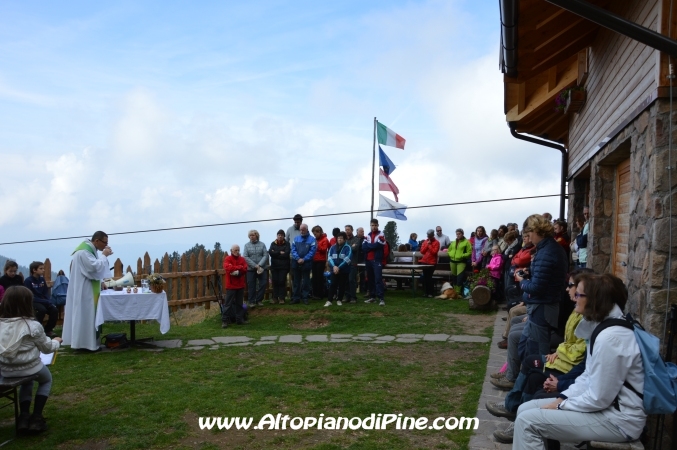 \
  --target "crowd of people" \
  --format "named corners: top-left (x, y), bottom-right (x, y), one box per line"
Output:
top-left (476, 210), bottom-right (646, 450)
top-left (220, 215), bottom-right (392, 327)
top-left (0, 208), bottom-right (613, 443)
